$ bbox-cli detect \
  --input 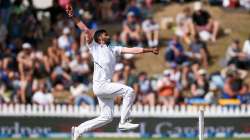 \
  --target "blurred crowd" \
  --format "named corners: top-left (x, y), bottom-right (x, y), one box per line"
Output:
top-left (0, 0), bottom-right (249, 107)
